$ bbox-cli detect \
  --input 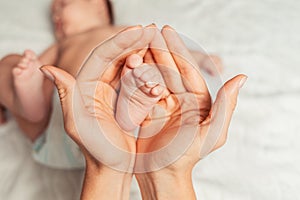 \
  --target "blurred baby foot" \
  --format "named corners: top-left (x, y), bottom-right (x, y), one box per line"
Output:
top-left (12, 50), bottom-right (46, 122)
